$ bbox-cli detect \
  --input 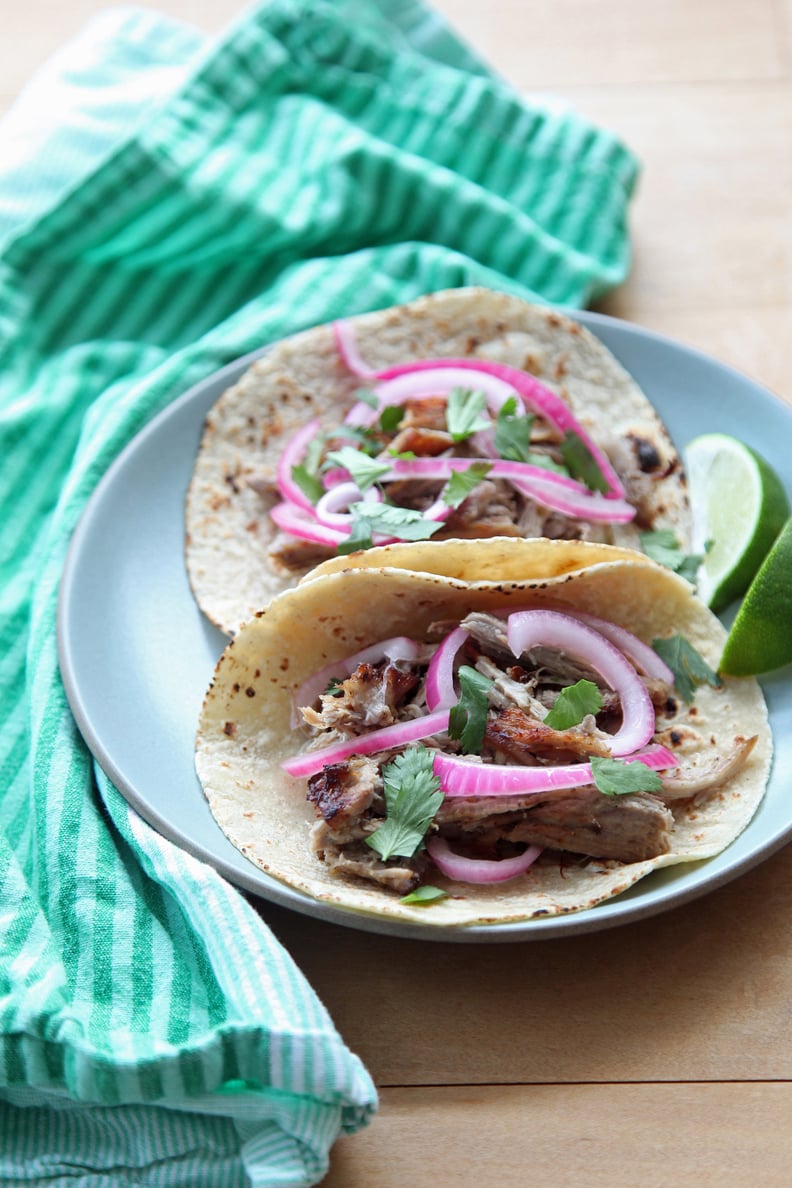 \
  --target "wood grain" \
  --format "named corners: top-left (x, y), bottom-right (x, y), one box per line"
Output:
top-left (262, 839), bottom-right (792, 1087)
top-left (4, 2), bottom-right (792, 1183)
top-left (325, 1082), bottom-right (792, 1185)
